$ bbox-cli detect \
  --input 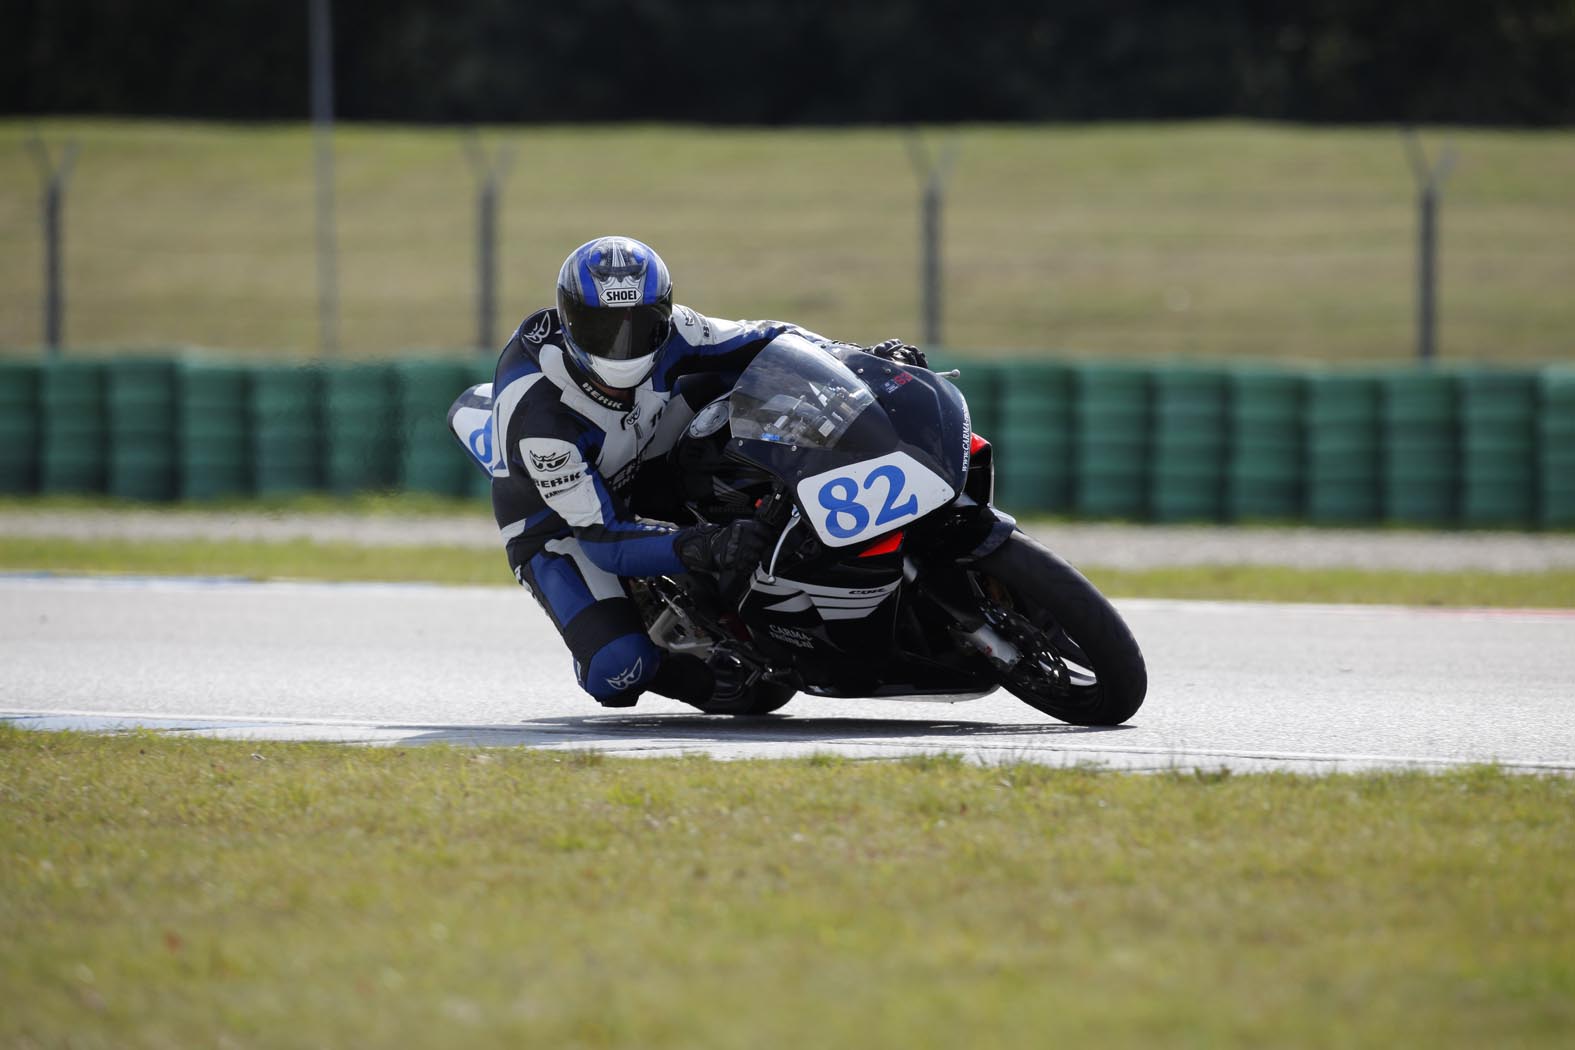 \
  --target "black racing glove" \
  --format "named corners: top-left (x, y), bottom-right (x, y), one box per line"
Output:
top-left (865, 338), bottom-right (928, 370)
top-left (674, 519), bottom-right (773, 578)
